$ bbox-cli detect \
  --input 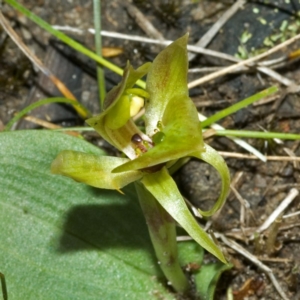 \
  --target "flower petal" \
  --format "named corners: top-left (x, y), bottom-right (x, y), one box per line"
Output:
top-left (86, 62), bottom-right (151, 157)
top-left (51, 150), bottom-right (143, 190)
top-left (113, 93), bottom-right (203, 172)
top-left (113, 35), bottom-right (204, 173)
top-left (141, 167), bottom-right (227, 263)
top-left (103, 62), bottom-right (151, 111)
top-left (104, 119), bottom-right (151, 160)
top-left (145, 34), bottom-right (190, 136)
